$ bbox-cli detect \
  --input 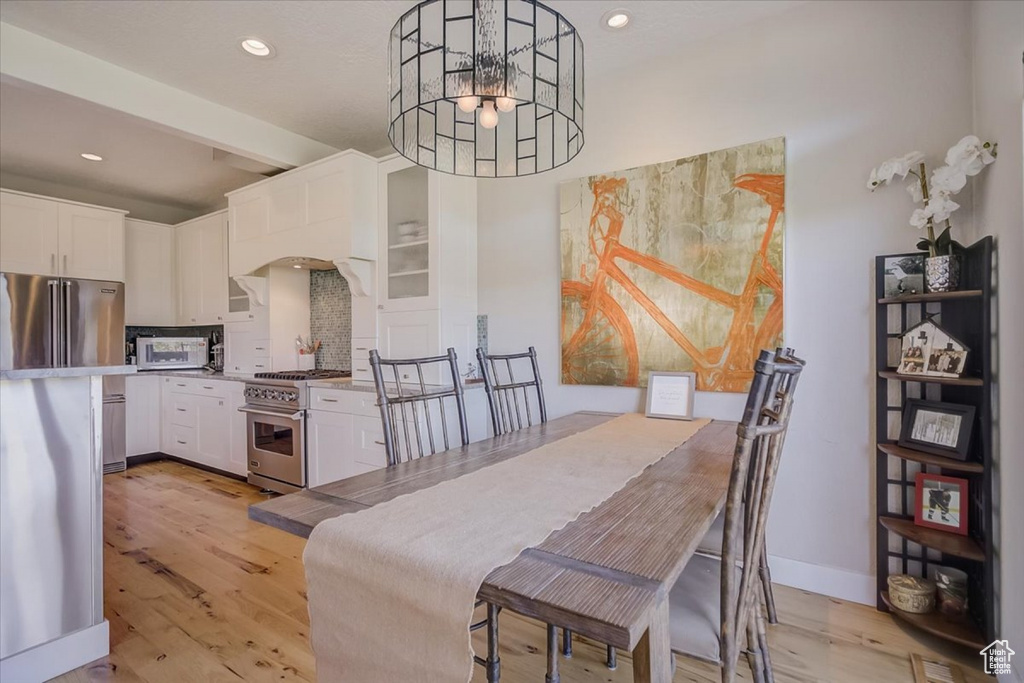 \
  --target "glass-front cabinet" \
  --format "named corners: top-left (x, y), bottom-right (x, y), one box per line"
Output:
top-left (379, 158), bottom-right (435, 312)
